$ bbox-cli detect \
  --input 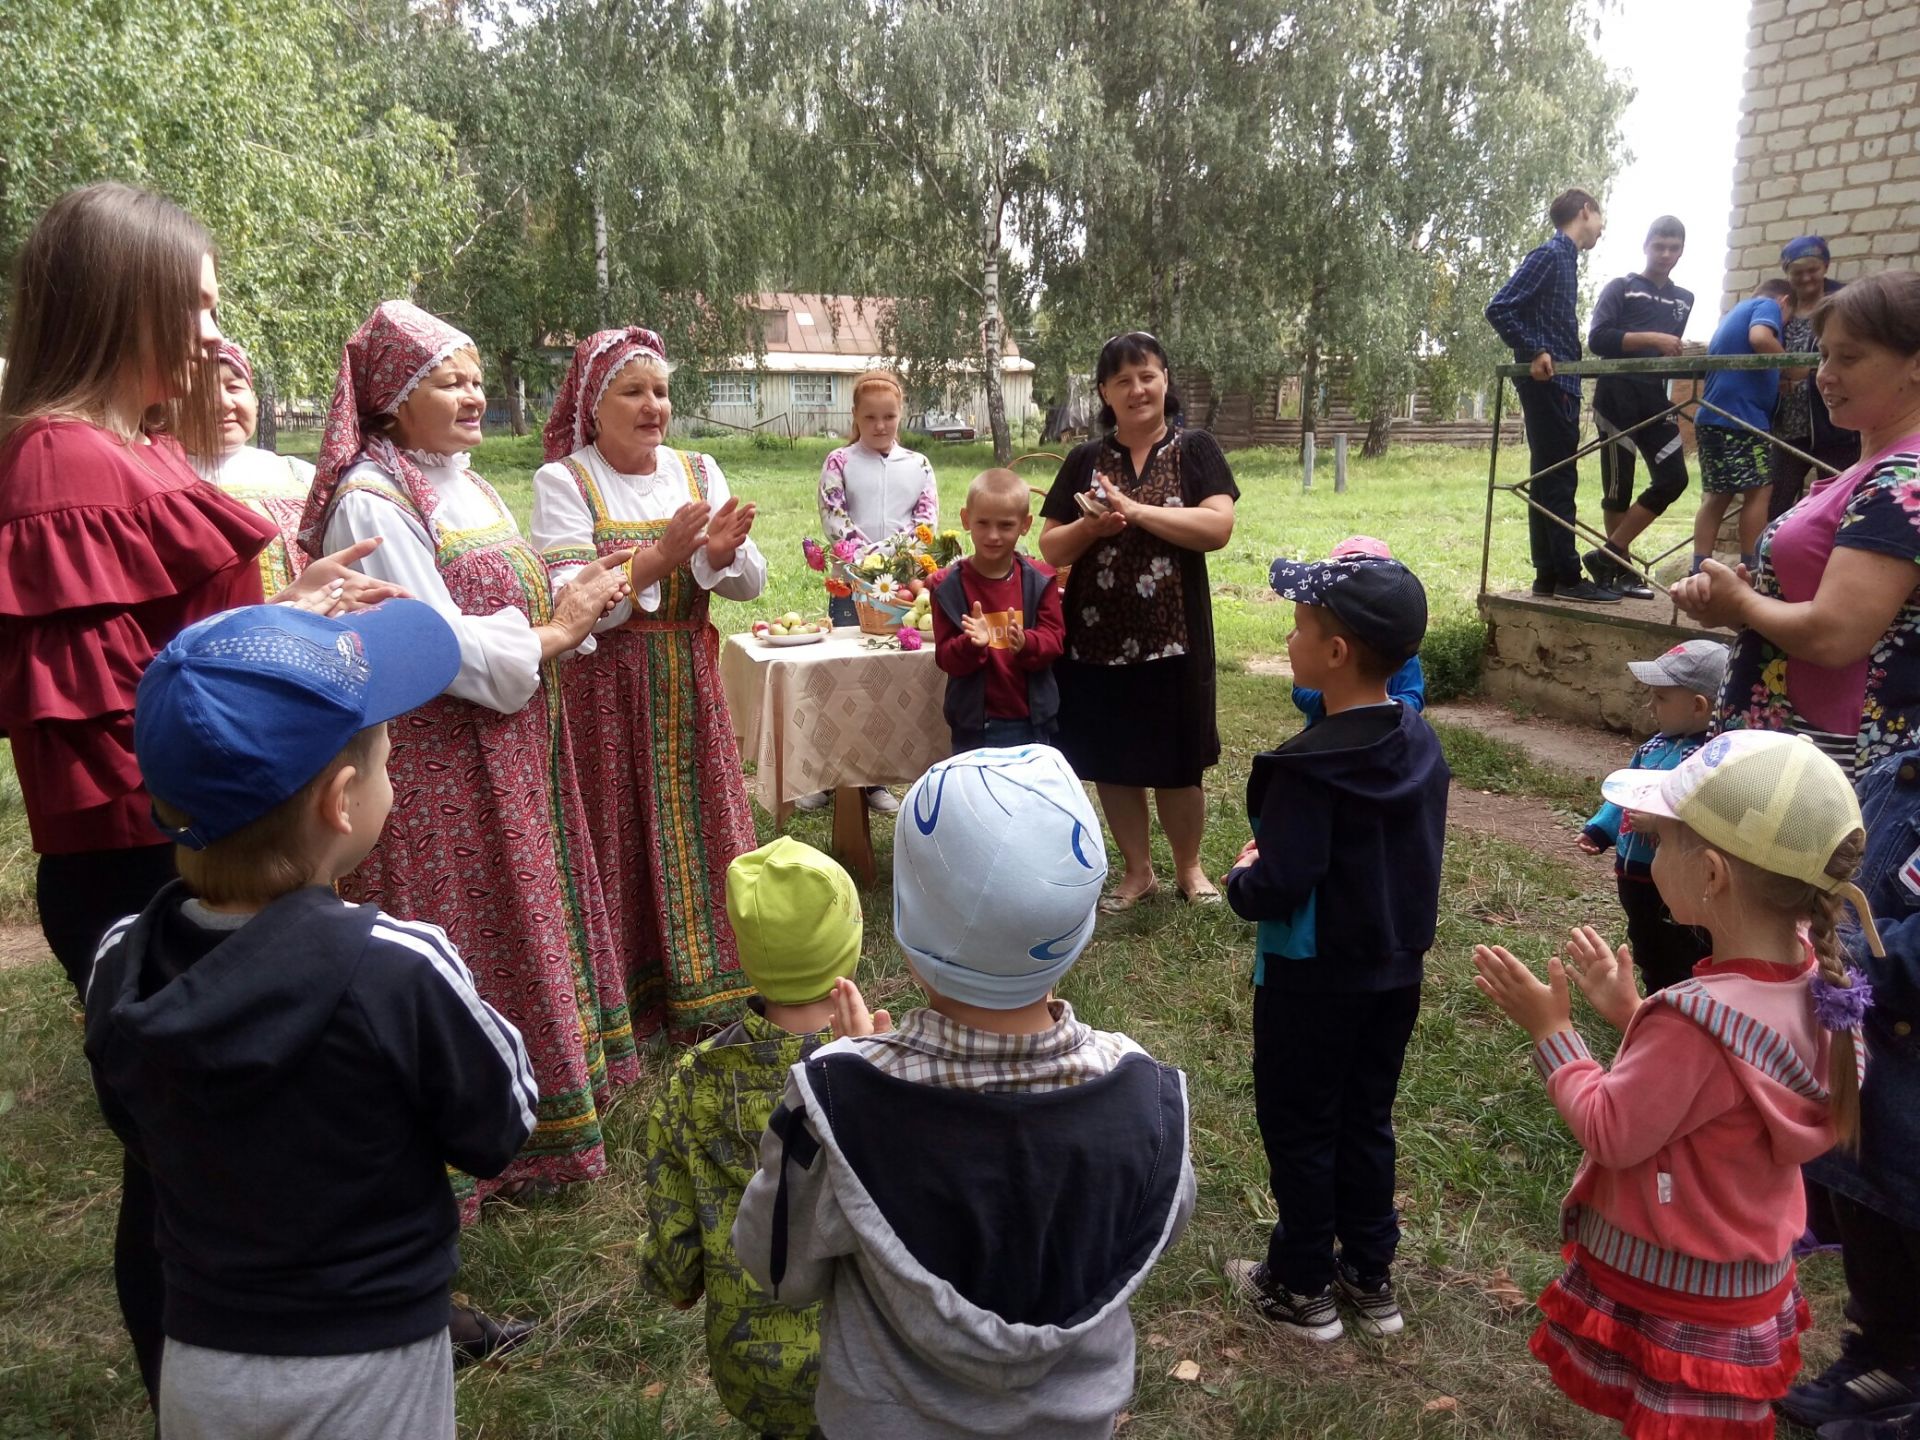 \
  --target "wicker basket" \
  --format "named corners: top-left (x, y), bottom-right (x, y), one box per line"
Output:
top-left (854, 592), bottom-right (913, 635)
